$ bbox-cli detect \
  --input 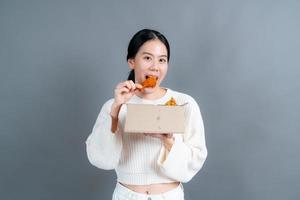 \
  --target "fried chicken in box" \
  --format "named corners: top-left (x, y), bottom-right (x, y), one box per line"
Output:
top-left (165, 97), bottom-right (177, 106)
